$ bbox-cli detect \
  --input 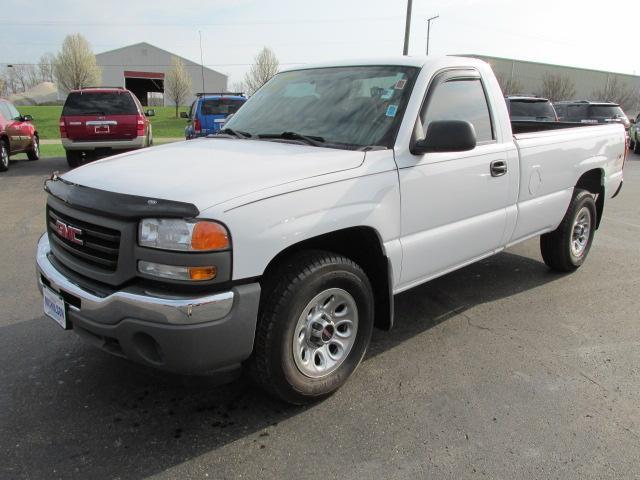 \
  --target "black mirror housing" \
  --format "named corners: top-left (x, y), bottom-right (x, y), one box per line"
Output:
top-left (179, 111), bottom-right (189, 119)
top-left (145, 109), bottom-right (155, 117)
top-left (411, 120), bottom-right (477, 155)
top-left (22, 114), bottom-right (33, 122)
